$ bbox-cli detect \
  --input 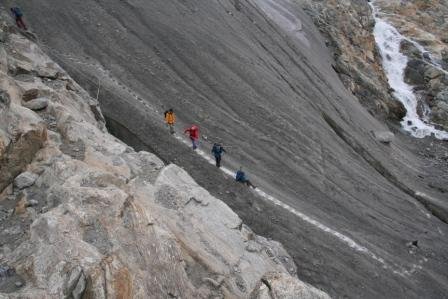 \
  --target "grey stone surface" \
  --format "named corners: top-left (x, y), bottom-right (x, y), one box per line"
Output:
top-left (22, 97), bottom-right (48, 111)
top-left (0, 91), bottom-right (10, 112)
top-left (13, 172), bottom-right (38, 190)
